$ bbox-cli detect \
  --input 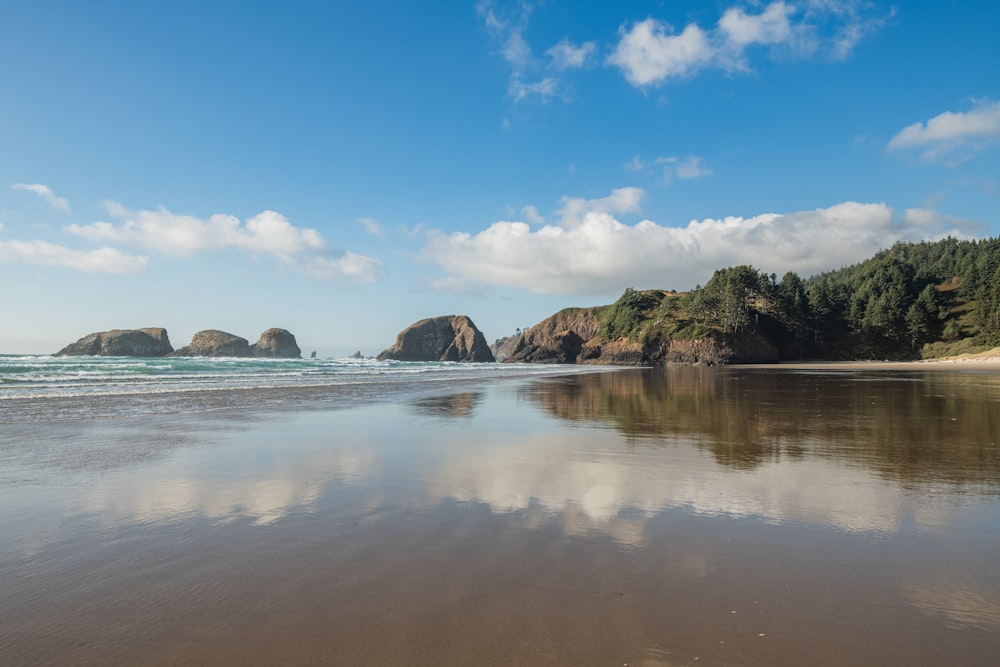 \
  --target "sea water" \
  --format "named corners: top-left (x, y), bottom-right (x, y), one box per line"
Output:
top-left (0, 355), bottom-right (602, 423)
